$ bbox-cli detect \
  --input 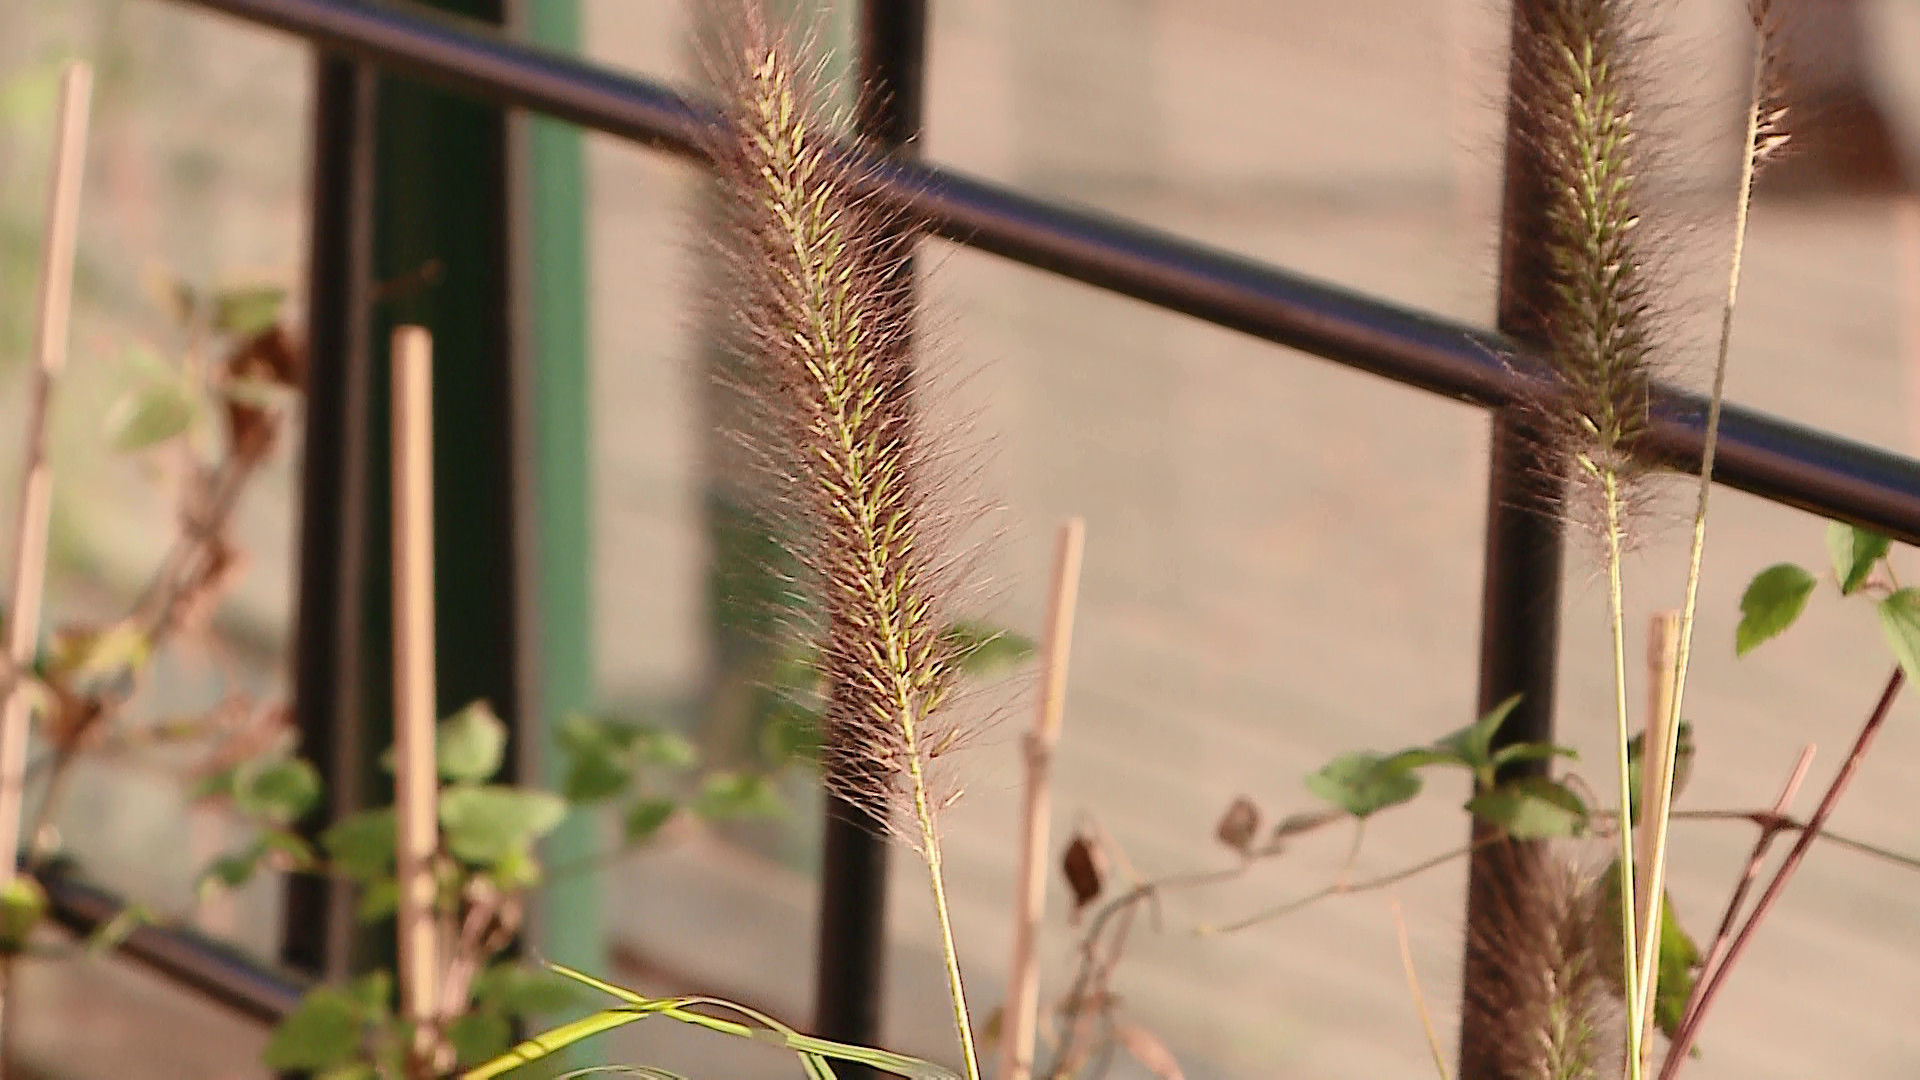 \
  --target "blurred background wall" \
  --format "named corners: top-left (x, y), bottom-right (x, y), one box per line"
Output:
top-left (0, 0), bottom-right (1918, 1076)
